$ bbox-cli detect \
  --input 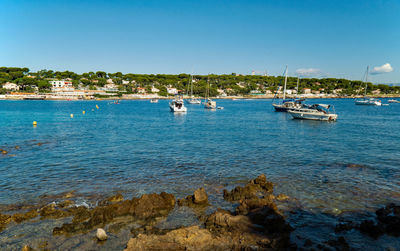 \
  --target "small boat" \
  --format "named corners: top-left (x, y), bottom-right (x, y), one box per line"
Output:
top-left (169, 95), bottom-right (187, 112)
top-left (388, 99), bottom-right (400, 103)
top-left (355, 97), bottom-right (382, 106)
top-left (205, 98), bottom-right (217, 109)
top-left (355, 66), bottom-right (382, 106)
top-left (185, 74), bottom-right (201, 104)
top-left (204, 75), bottom-right (216, 109)
top-left (150, 99), bottom-right (159, 103)
top-left (187, 98), bottom-right (201, 104)
top-left (288, 104), bottom-right (338, 121)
